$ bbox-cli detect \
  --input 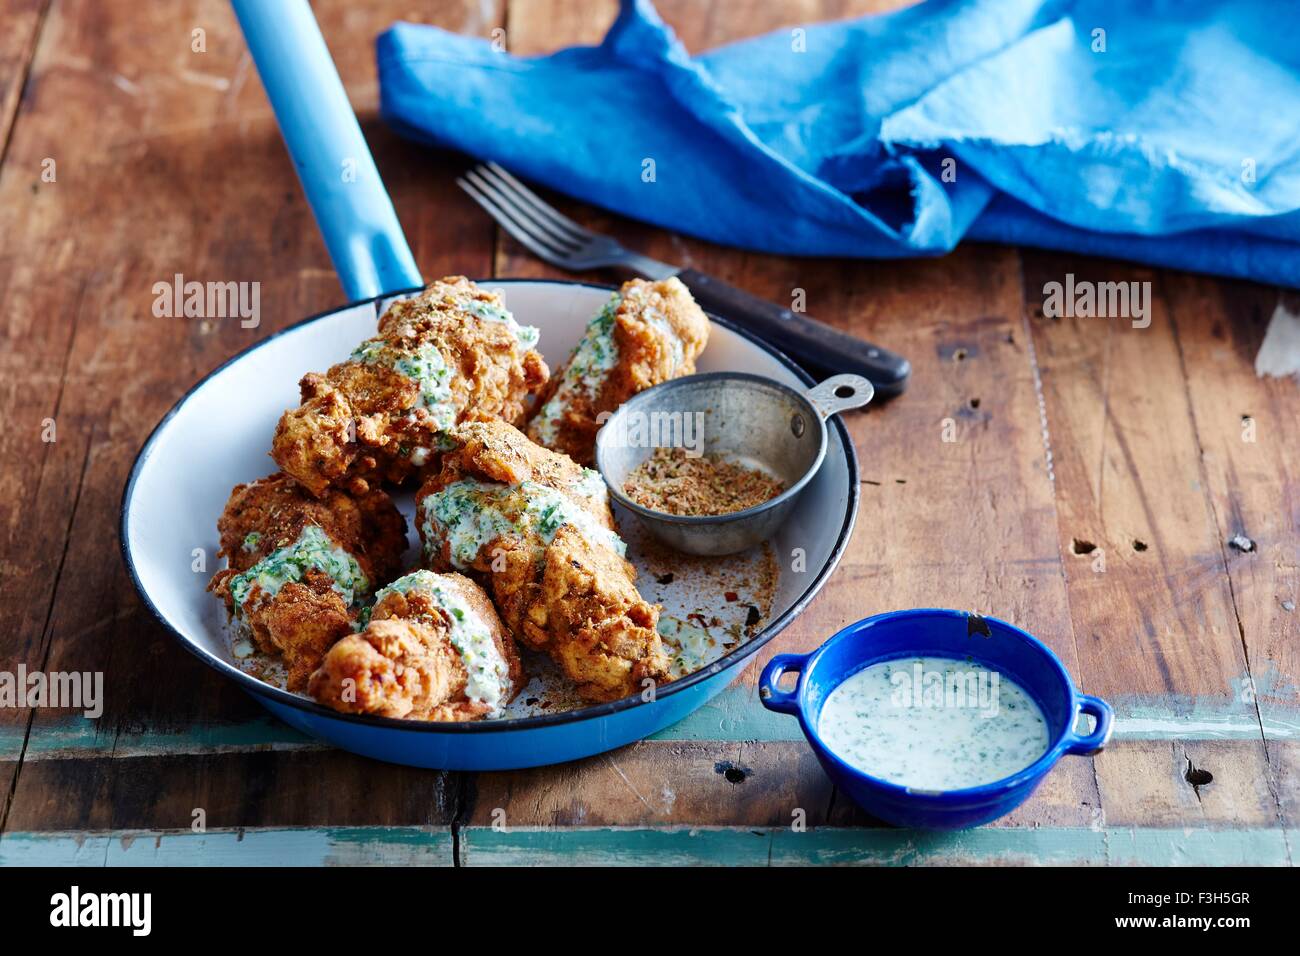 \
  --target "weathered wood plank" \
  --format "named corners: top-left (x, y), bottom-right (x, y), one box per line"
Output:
top-left (7, 688), bottom-right (1299, 765)
top-left (1019, 253), bottom-right (1287, 846)
top-left (3, 750), bottom-right (459, 832)
top-left (0, 826), bottom-right (455, 866)
top-left (1020, 256), bottom-right (1248, 699)
top-left (469, 738), bottom-right (1291, 830)
top-left (0, 0), bottom-right (46, 157)
top-left (1, 822), bottom-right (1286, 867)
top-left (0, 0), bottom-right (50, 819)
top-left (6, 741), bottom-right (1289, 855)
top-left (458, 824), bottom-right (1290, 866)
top-left (1163, 275), bottom-right (1300, 825)
top-left (0, 0), bottom-right (501, 832)
top-left (483, 0), bottom-right (1085, 833)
